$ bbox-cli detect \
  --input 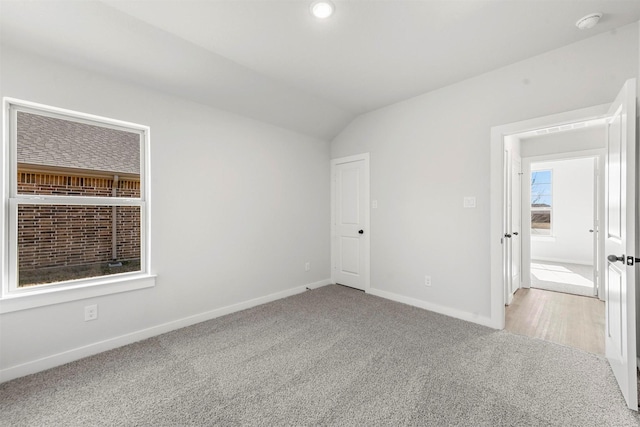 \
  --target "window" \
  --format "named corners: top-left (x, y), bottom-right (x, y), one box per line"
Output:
top-left (531, 169), bottom-right (552, 235)
top-left (2, 99), bottom-right (153, 310)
